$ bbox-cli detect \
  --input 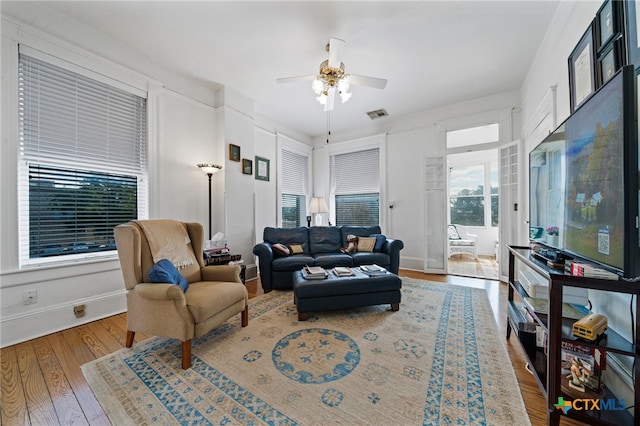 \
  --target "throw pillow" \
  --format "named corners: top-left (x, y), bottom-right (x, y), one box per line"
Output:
top-left (288, 243), bottom-right (304, 254)
top-left (272, 243), bottom-right (291, 256)
top-left (357, 237), bottom-right (376, 252)
top-left (370, 234), bottom-right (387, 252)
top-left (148, 259), bottom-right (189, 293)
